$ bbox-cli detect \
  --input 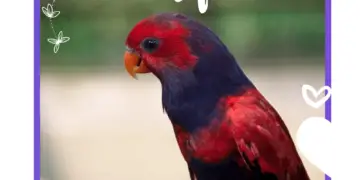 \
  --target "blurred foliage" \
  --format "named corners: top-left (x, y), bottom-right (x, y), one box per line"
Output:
top-left (40, 0), bottom-right (324, 69)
